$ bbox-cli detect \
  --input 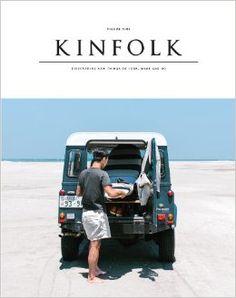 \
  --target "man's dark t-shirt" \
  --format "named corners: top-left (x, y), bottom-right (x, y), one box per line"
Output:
top-left (78, 168), bottom-right (111, 211)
